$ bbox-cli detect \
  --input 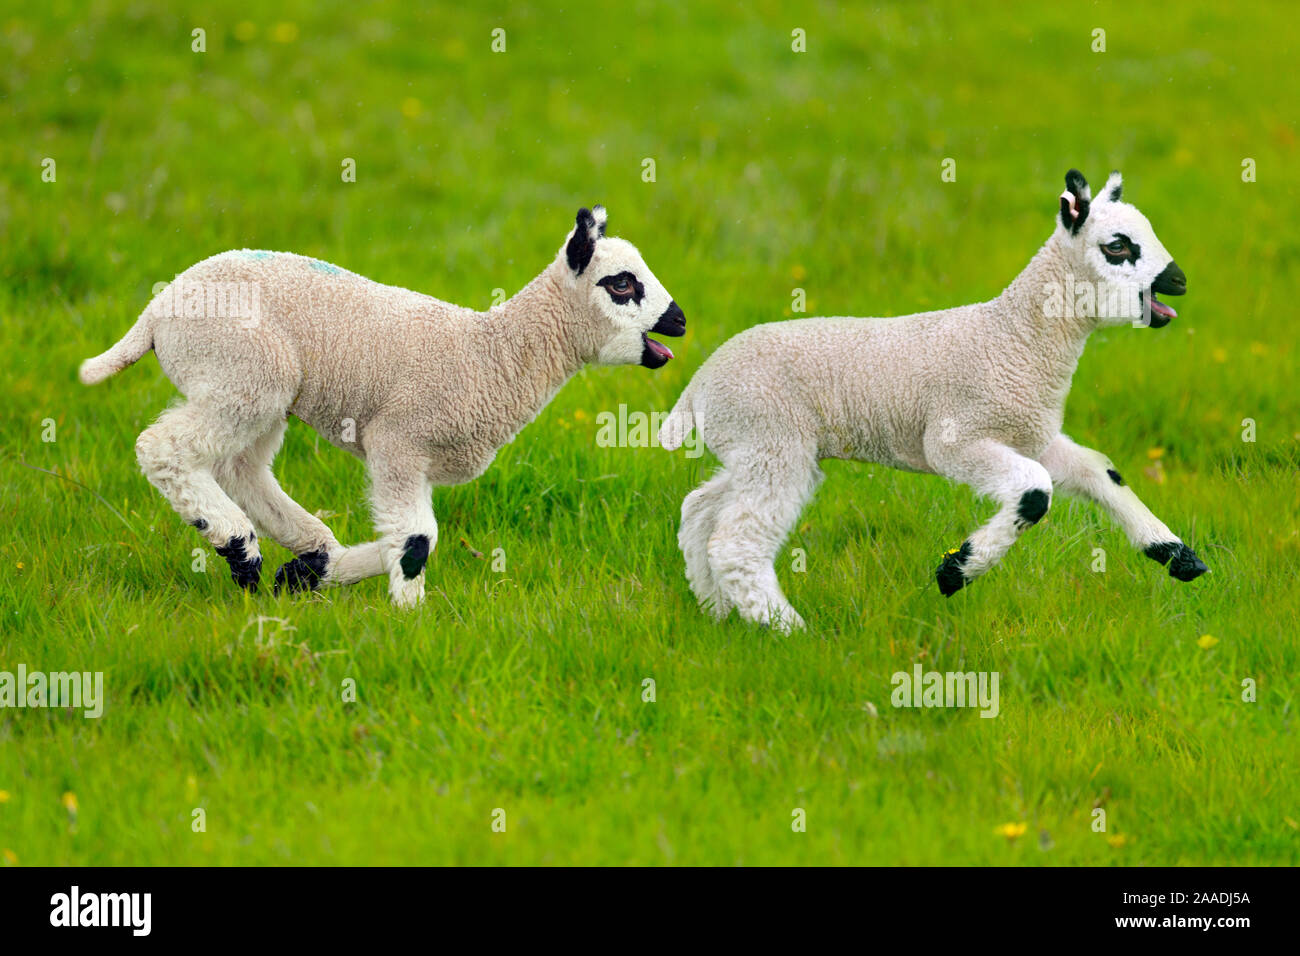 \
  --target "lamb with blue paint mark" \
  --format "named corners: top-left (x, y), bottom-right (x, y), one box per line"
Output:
top-left (661, 169), bottom-right (1207, 632)
top-left (80, 206), bottom-right (686, 606)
